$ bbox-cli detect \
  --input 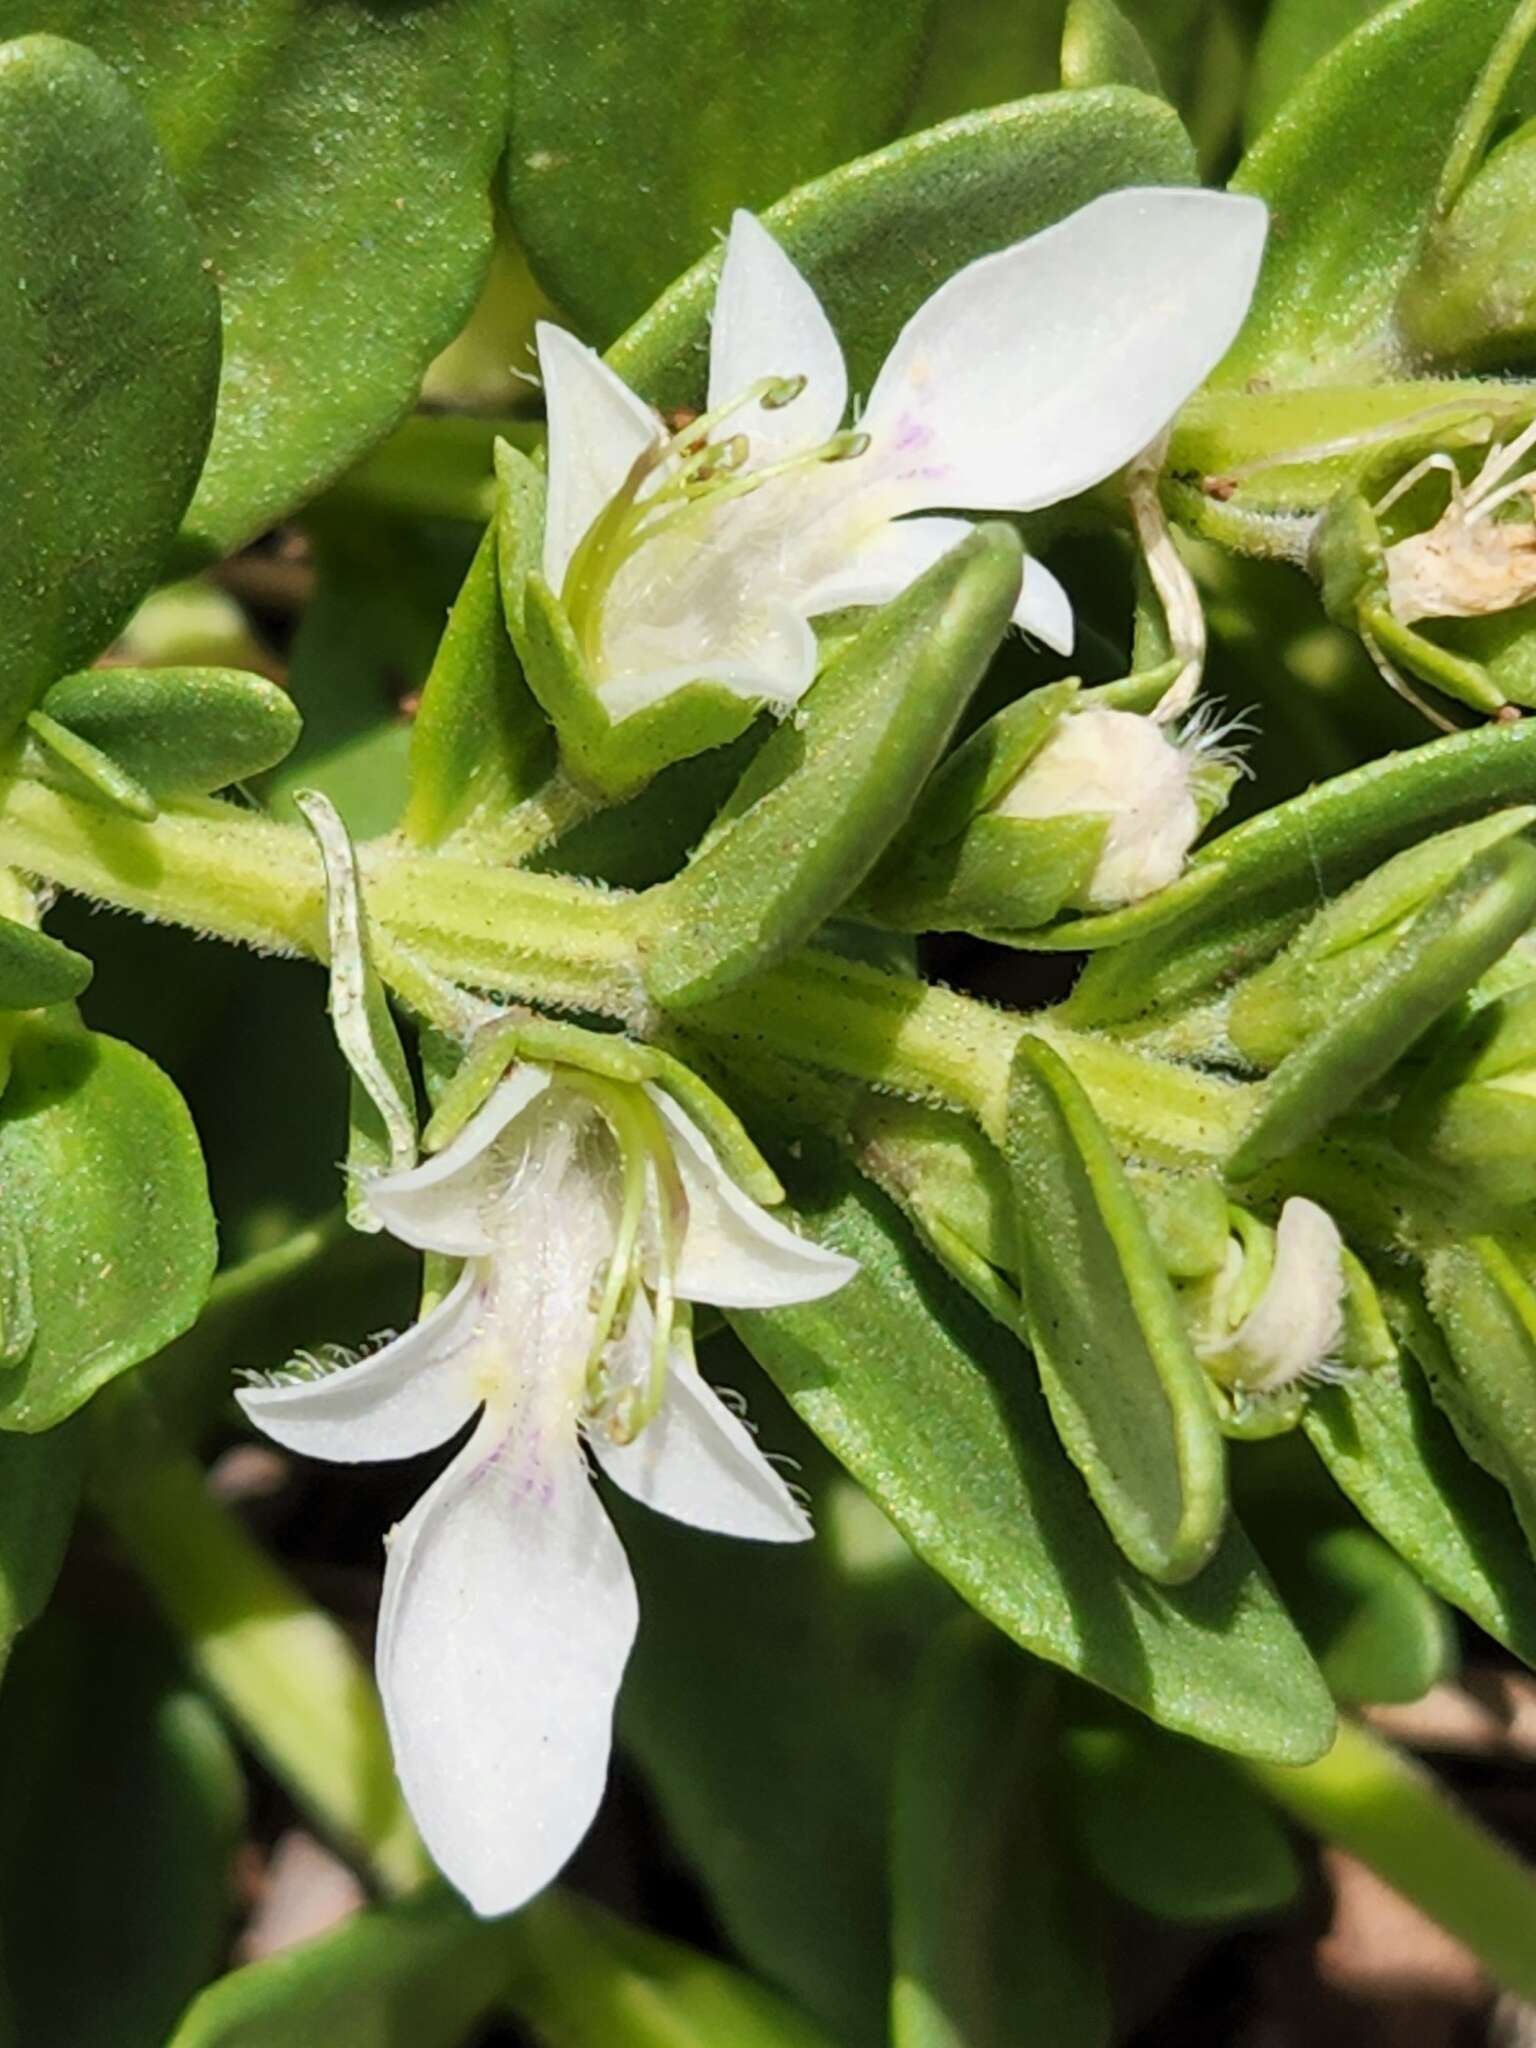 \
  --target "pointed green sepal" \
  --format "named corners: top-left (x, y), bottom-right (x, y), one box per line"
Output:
top-left (641, 524), bottom-right (1023, 1009)
top-left (1005, 1036), bottom-right (1228, 1585)
top-left (0, 915), bottom-right (90, 1013)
